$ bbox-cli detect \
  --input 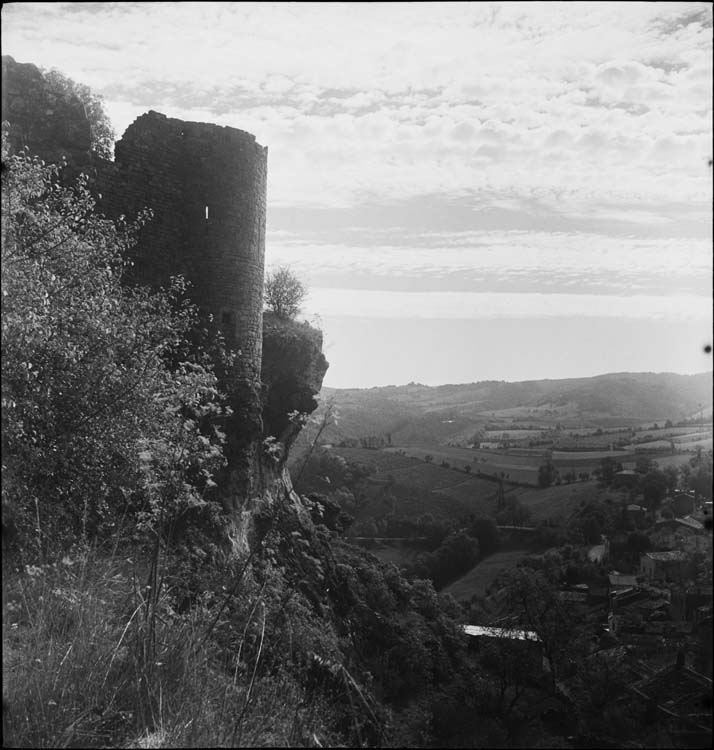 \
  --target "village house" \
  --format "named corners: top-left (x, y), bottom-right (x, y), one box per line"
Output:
top-left (462, 624), bottom-right (549, 671)
top-left (669, 491), bottom-right (696, 518)
top-left (630, 662), bottom-right (713, 748)
top-left (608, 572), bottom-right (639, 591)
top-left (640, 550), bottom-right (693, 583)
top-left (651, 516), bottom-right (706, 553)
